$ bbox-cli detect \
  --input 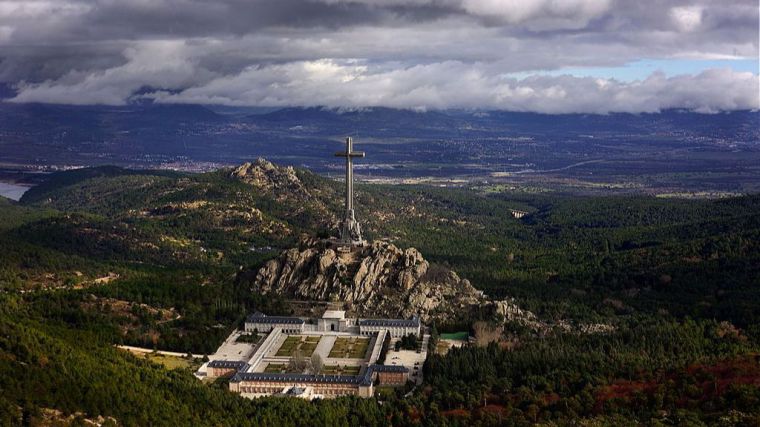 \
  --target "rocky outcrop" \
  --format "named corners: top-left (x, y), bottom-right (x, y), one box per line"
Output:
top-left (230, 158), bottom-right (337, 227)
top-left (245, 238), bottom-right (614, 334)
top-left (248, 239), bottom-right (484, 323)
top-left (231, 158), bottom-right (311, 201)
